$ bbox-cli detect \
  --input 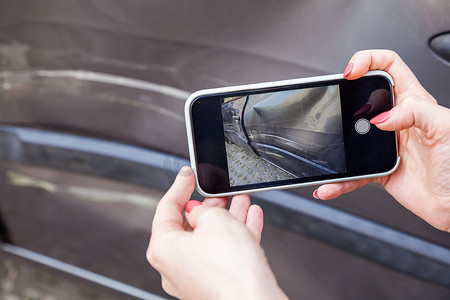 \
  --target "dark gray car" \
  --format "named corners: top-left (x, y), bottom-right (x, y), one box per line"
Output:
top-left (0, 1), bottom-right (449, 299)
